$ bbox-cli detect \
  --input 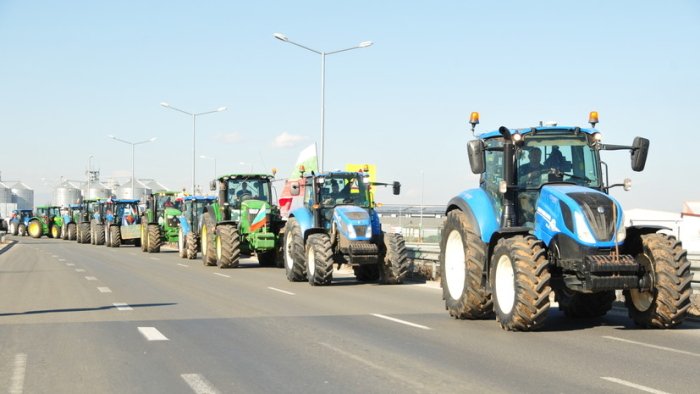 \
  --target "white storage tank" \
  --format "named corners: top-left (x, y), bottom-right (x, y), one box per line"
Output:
top-left (118, 179), bottom-right (150, 201)
top-left (0, 182), bottom-right (12, 204)
top-left (84, 182), bottom-right (112, 200)
top-left (54, 181), bottom-right (82, 207)
top-left (11, 182), bottom-right (34, 211)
